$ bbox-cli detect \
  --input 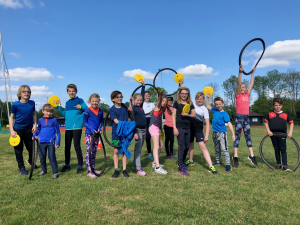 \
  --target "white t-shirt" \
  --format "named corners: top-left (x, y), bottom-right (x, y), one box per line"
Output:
top-left (143, 102), bottom-right (155, 118)
top-left (191, 100), bottom-right (209, 132)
